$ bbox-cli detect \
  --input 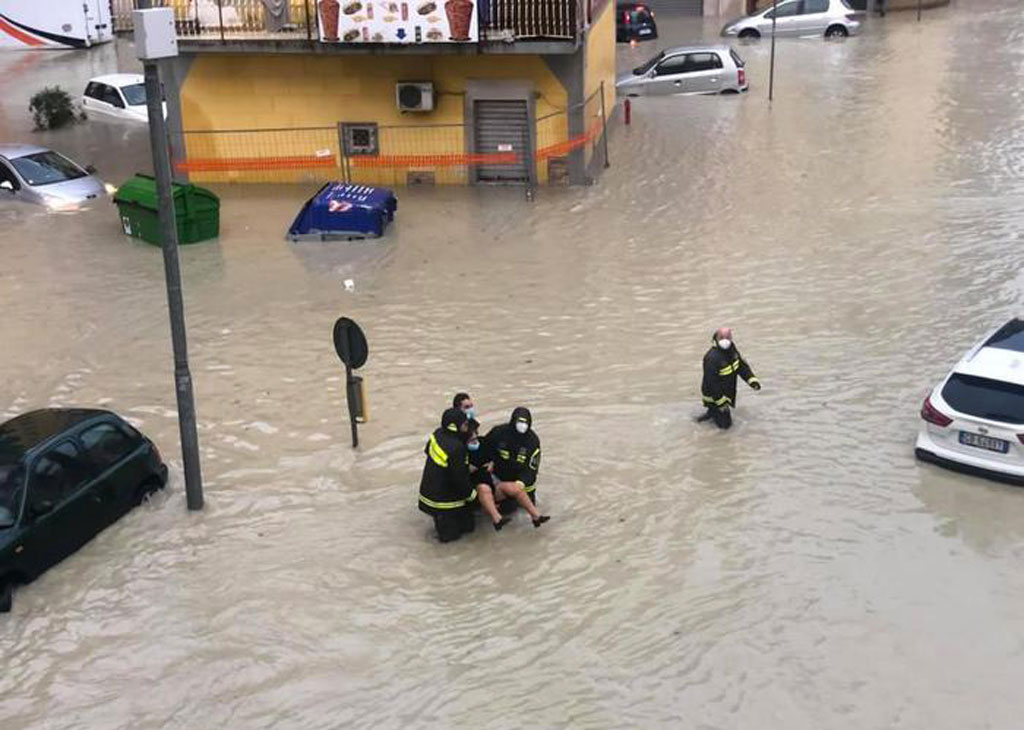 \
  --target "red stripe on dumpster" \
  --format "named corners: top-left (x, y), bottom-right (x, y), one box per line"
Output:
top-left (352, 153), bottom-right (519, 168)
top-left (174, 155), bottom-right (337, 172)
